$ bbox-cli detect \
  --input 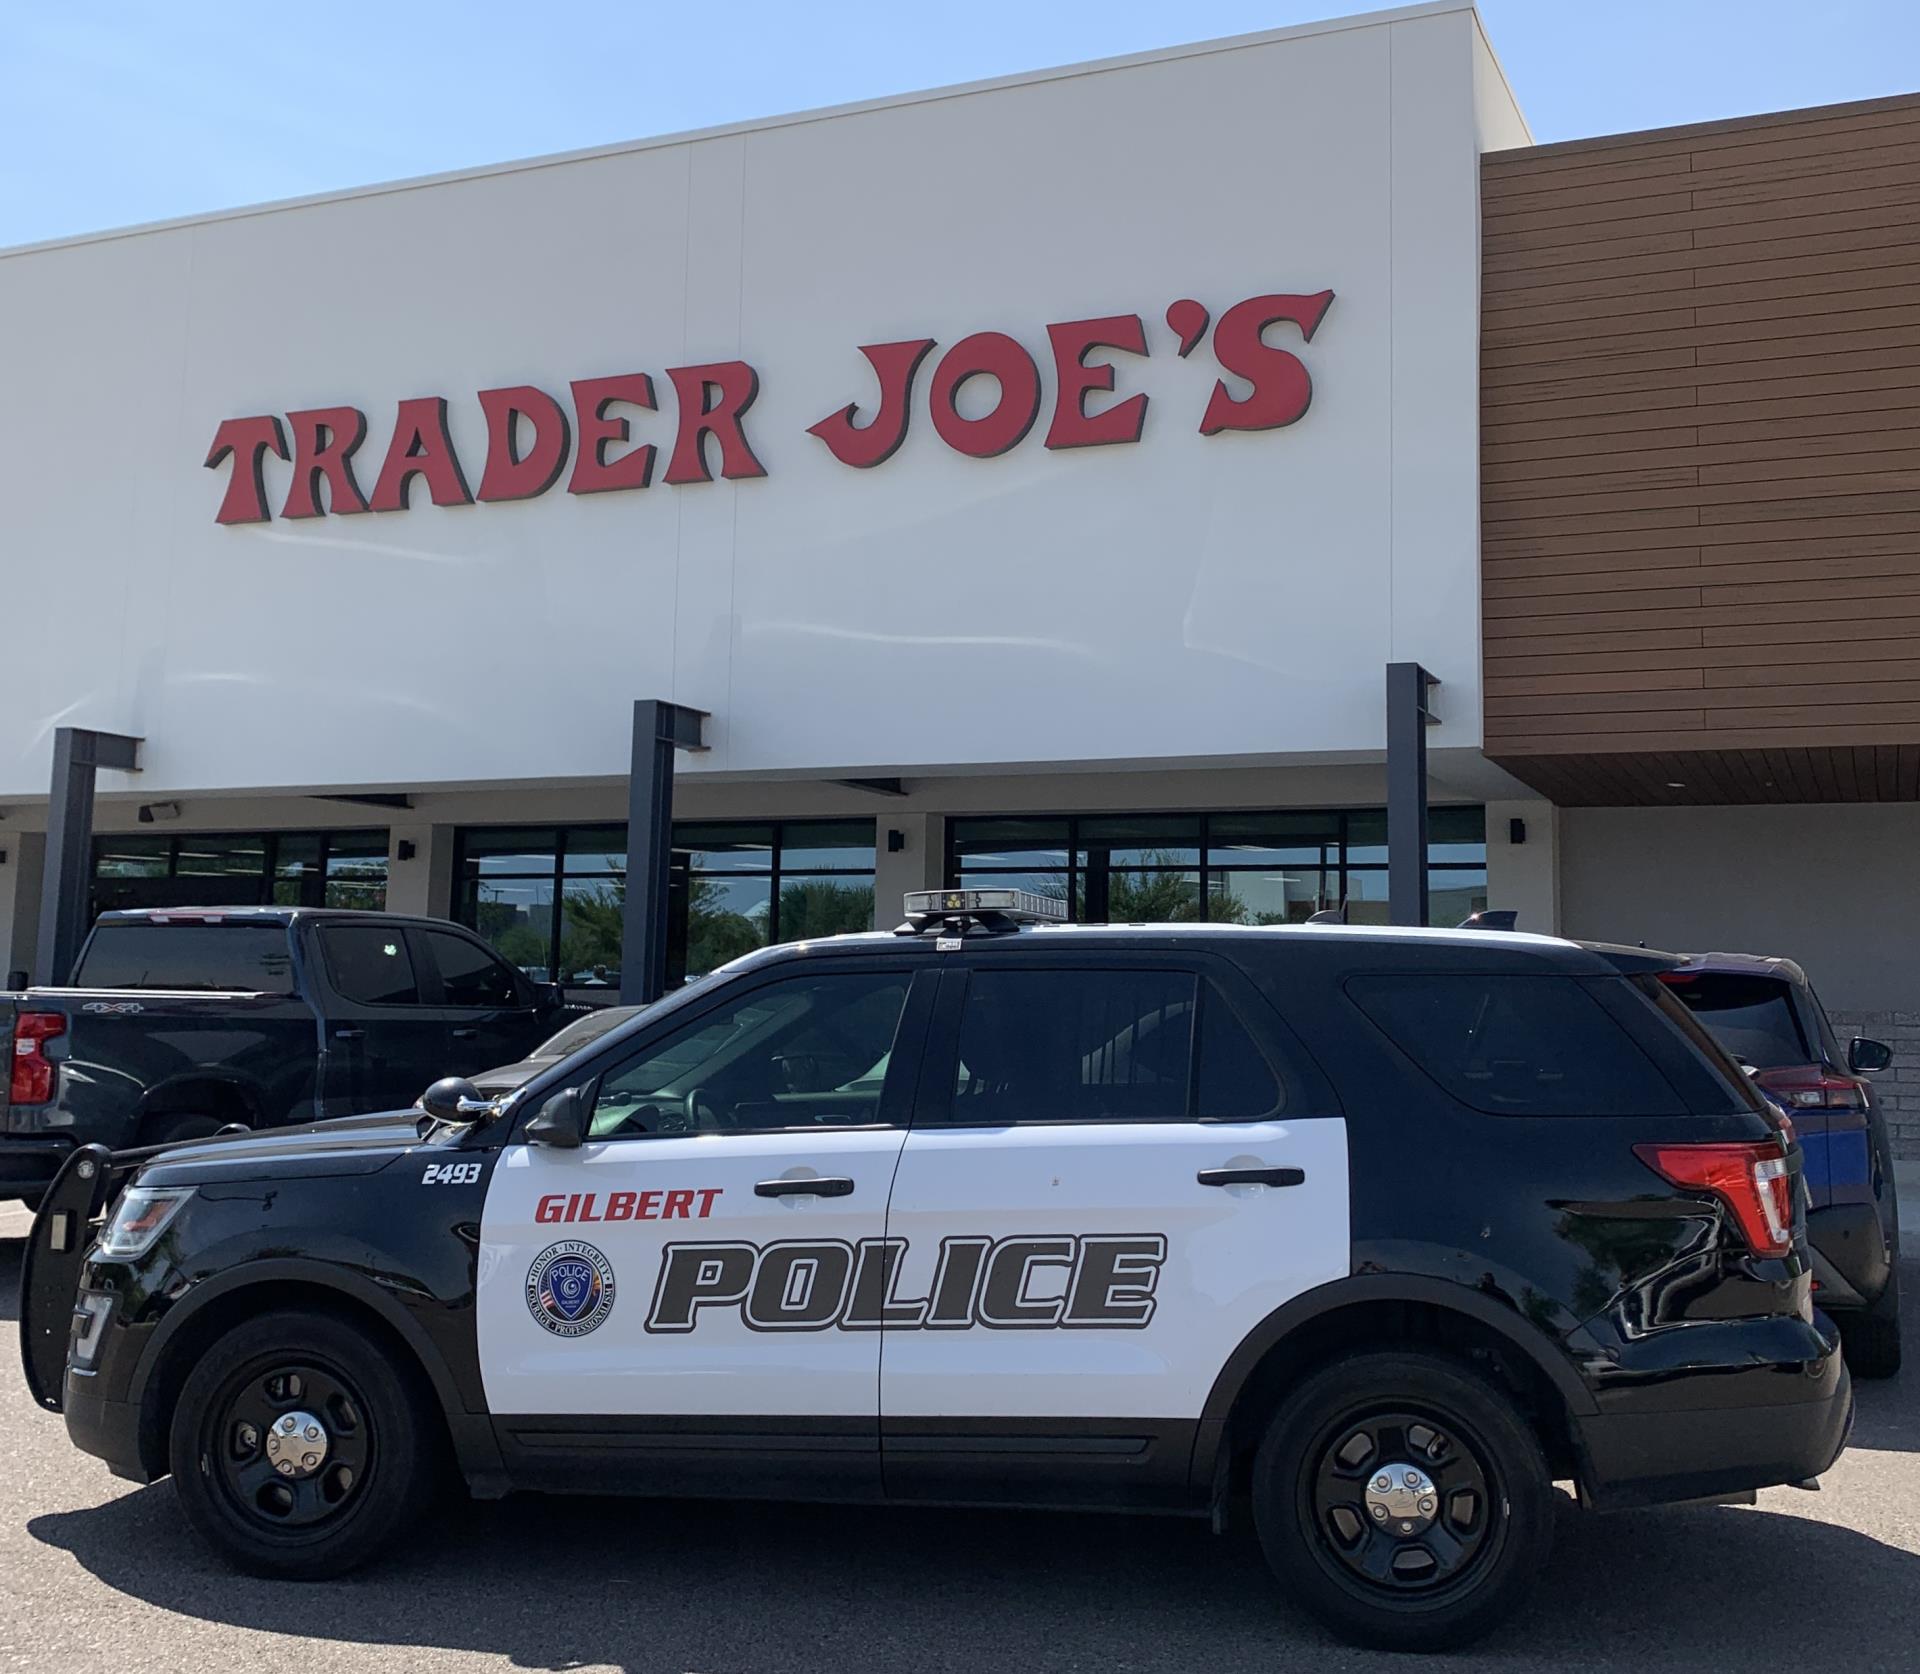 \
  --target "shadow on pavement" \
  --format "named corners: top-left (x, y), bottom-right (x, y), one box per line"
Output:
top-left (27, 1477), bottom-right (1920, 1673)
